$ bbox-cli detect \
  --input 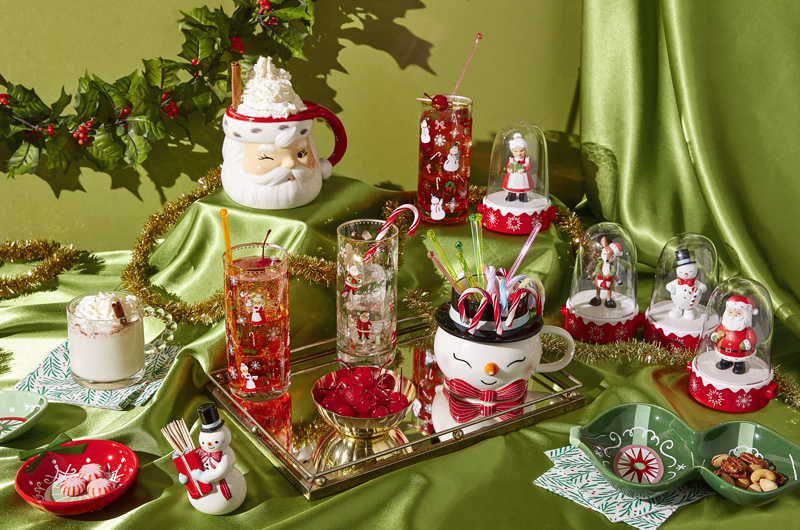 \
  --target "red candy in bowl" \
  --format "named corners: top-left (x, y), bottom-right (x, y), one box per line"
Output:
top-left (15, 439), bottom-right (138, 516)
